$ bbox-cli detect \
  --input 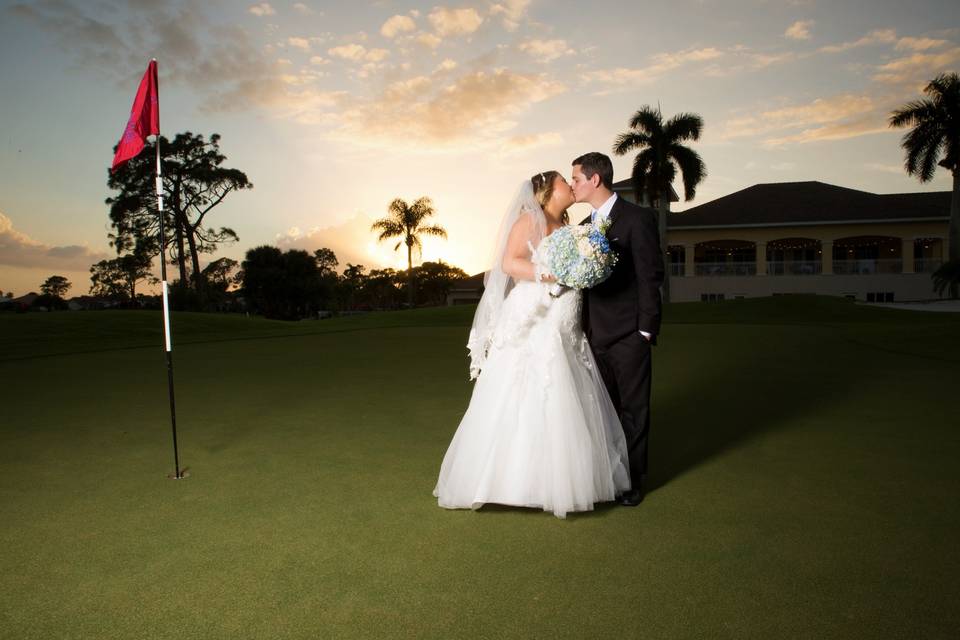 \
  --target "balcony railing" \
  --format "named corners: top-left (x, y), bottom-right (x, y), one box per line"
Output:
top-left (914, 258), bottom-right (943, 273)
top-left (767, 260), bottom-right (822, 276)
top-left (832, 259), bottom-right (903, 275)
top-left (687, 258), bottom-right (931, 277)
top-left (669, 263), bottom-right (684, 276)
top-left (695, 262), bottom-right (757, 276)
